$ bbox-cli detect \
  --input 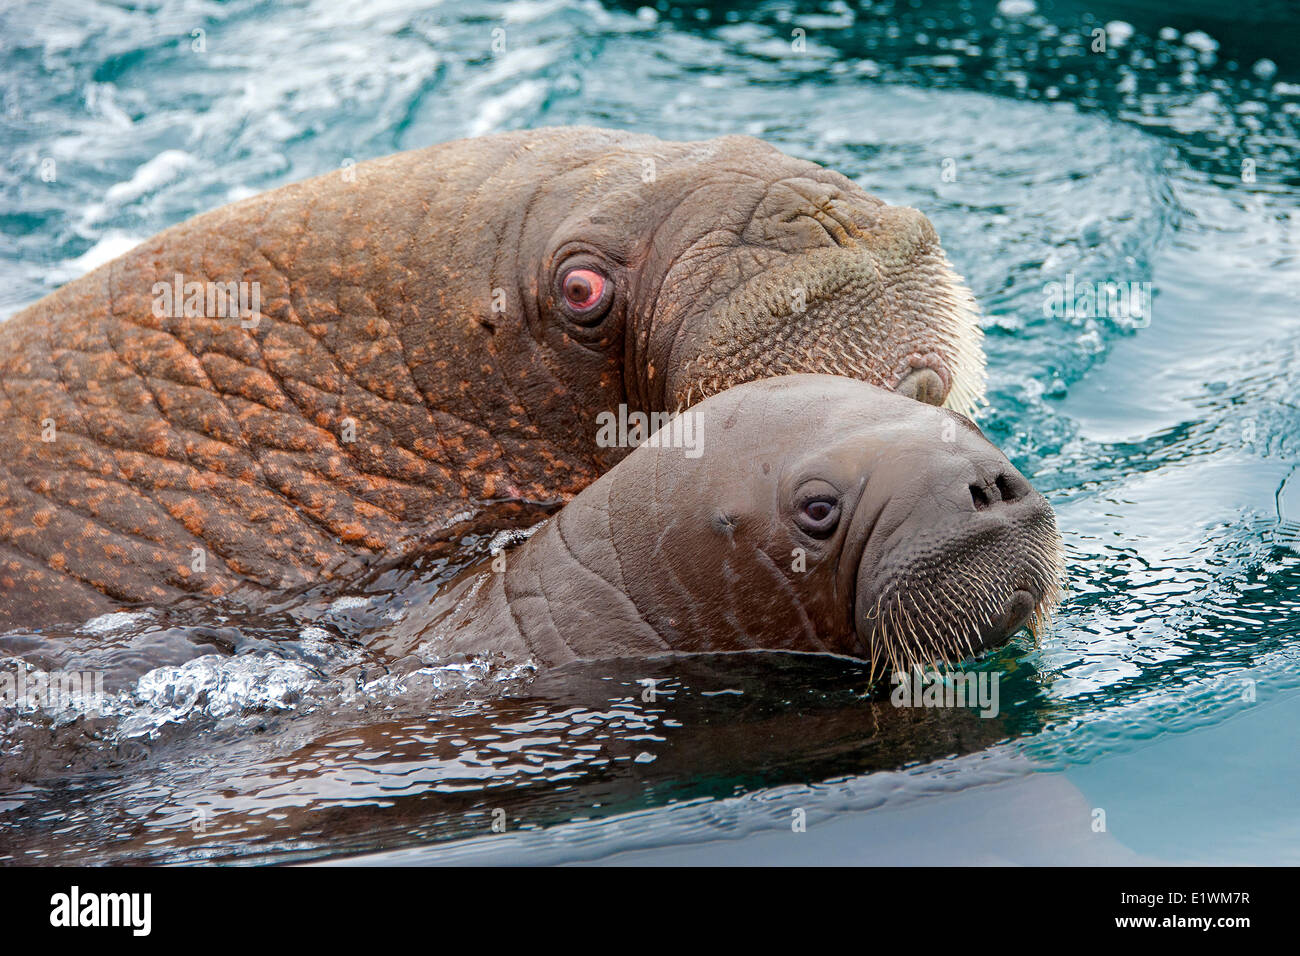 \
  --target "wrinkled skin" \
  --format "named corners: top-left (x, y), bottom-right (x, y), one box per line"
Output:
top-left (385, 376), bottom-right (1061, 674)
top-left (0, 127), bottom-right (984, 630)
